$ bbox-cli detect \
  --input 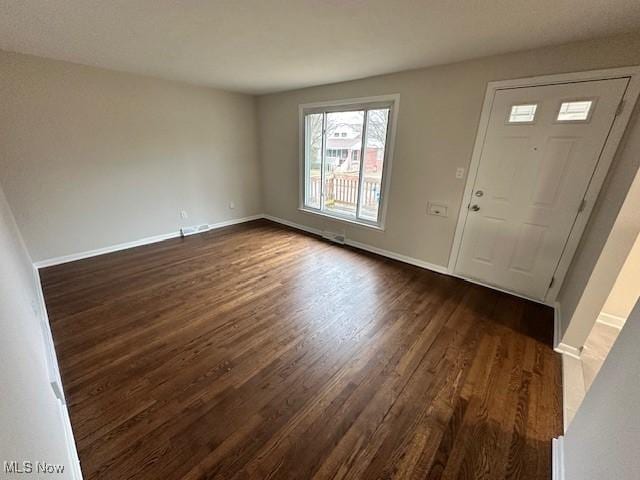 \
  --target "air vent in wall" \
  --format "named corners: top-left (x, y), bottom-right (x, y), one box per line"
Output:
top-left (322, 231), bottom-right (346, 244)
top-left (180, 224), bottom-right (211, 237)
